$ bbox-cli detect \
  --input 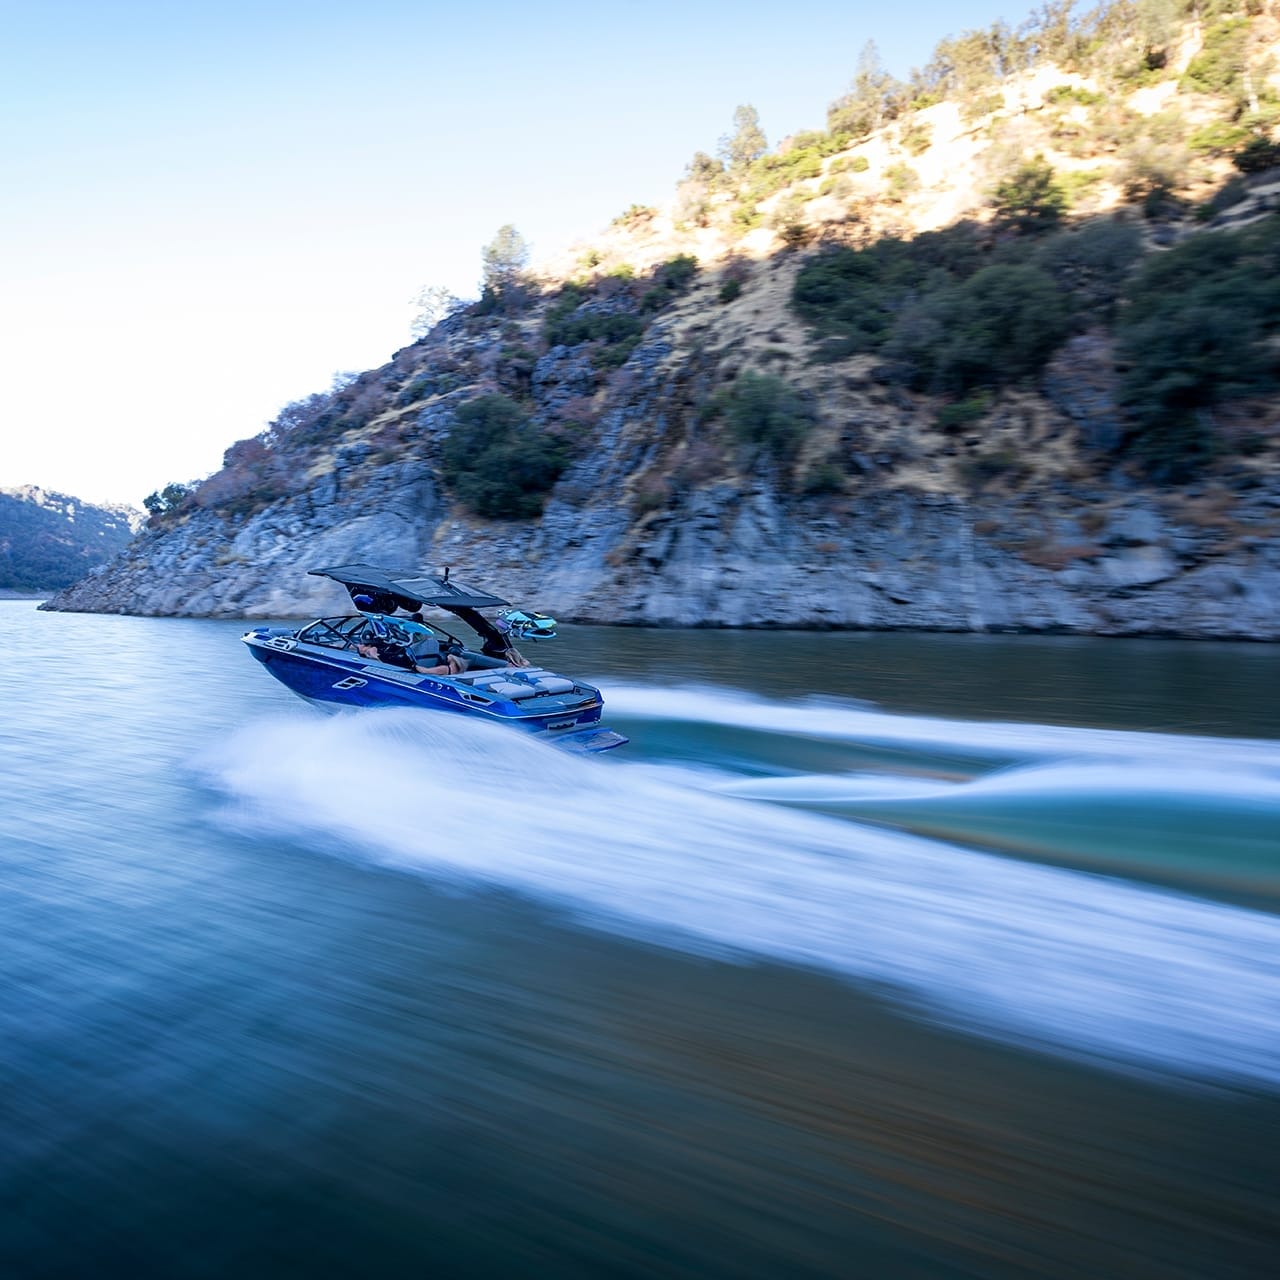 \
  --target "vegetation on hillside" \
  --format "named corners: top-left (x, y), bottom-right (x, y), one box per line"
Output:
top-left (791, 202), bottom-right (1280, 477)
top-left (440, 394), bottom-right (565, 519)
top-left (0, 489), bottom-right (136, 590)
top-left (1115, 212), bottom-right (1280, 475)
top-left (138, 0), bottom-right (1280, 528)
